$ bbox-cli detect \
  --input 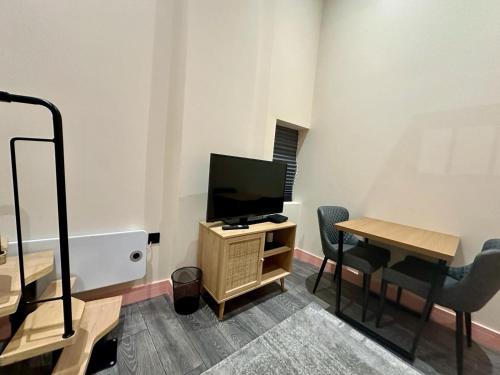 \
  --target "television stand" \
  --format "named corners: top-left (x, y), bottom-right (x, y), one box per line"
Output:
top-left (199, 220), bottom-right (296, 320)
